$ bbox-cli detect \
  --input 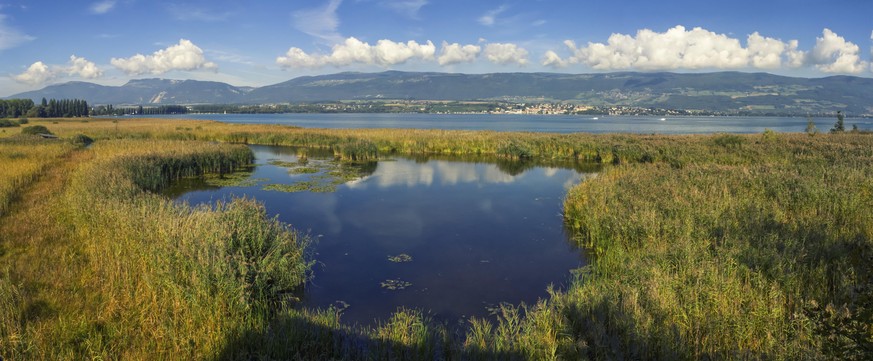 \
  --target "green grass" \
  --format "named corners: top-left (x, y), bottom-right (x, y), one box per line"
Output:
top-left (2, 118), bottom-right (872, 360)
top-left (1, 138), bottom-right (312, 359)
top-left (560, 133), bottom-right (873, 359)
